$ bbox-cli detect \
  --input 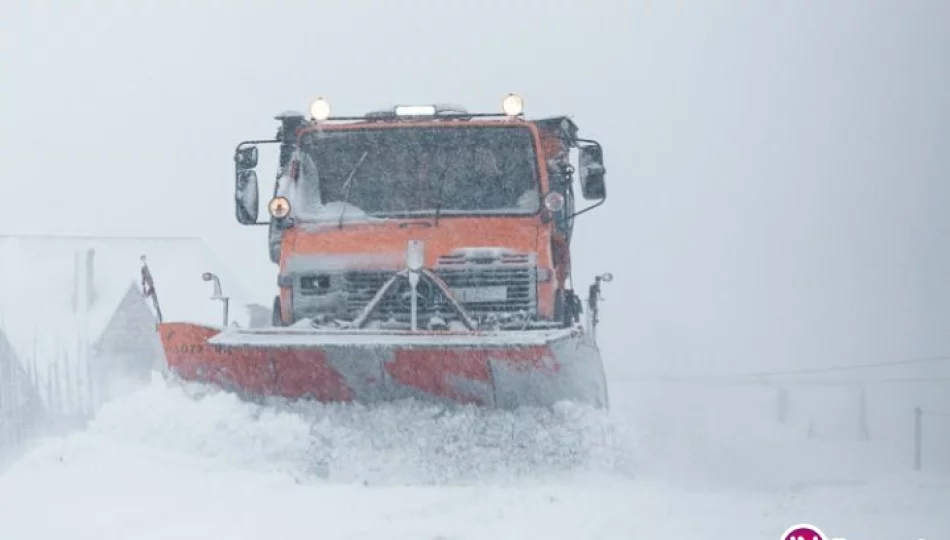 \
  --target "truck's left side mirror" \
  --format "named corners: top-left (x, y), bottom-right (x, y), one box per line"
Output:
top-left (235, 169), bottom-right (260, 225)
top-left (578, 142), bottom-right (606, 200)
top-left (235, 146), bottom-right (259, 170)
